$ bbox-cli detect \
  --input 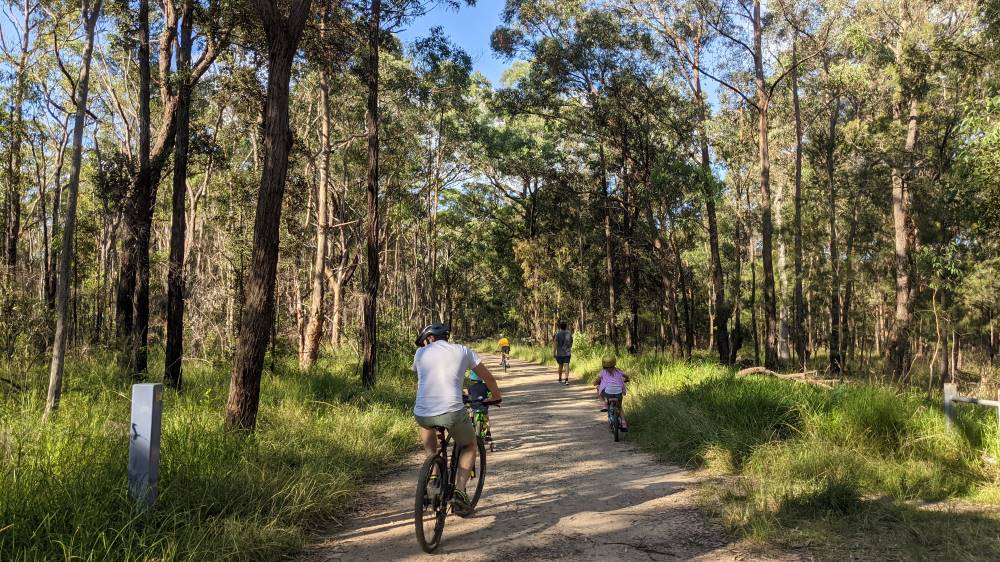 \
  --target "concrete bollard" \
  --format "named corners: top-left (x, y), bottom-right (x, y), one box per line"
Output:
top-left (128, 383), bottom-right (163, 509)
